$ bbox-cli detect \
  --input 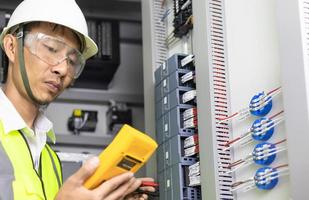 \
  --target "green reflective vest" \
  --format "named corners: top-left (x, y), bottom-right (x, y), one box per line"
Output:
top-left (0, 122), bottom-right (62, 200)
